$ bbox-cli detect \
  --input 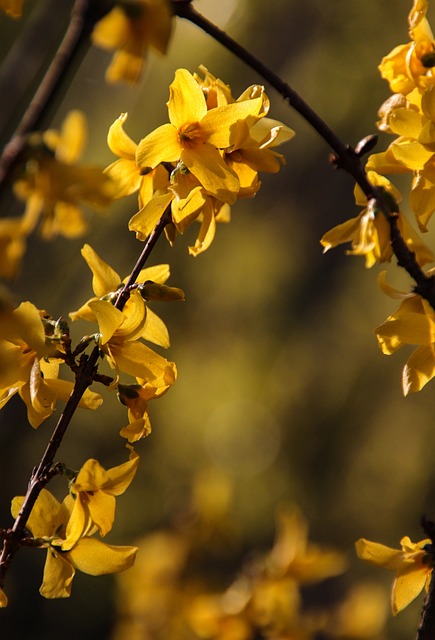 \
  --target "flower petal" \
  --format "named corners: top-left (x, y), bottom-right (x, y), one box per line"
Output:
top-left (68, 537), bottom-right (137, 575)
